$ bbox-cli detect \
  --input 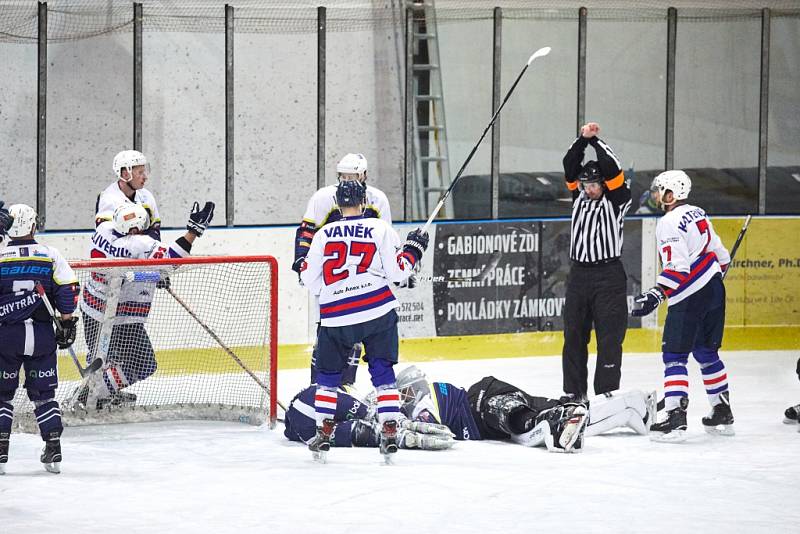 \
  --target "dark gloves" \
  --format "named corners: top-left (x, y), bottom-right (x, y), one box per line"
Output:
top-left (0, 201), bottom-right (12, 236)
top-left (631, 287), bottom-right (666, 317)
top-left (55, 316), bottom-right (79, 349)
top-left (403, 229), bottom-right (429, 264)
top-left (187, 201), bottom-right (215, 237)
top-left (291, 257), bottom-right (306, 284)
